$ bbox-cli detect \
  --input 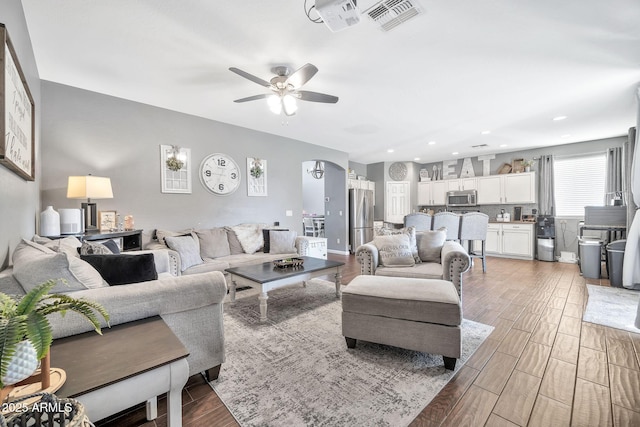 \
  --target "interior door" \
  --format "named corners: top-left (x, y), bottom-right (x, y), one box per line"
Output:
top-left (385, 181), bottom-right (410, 224)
